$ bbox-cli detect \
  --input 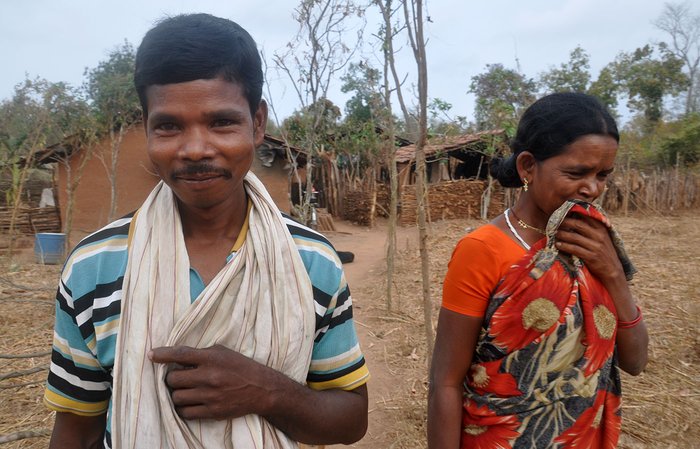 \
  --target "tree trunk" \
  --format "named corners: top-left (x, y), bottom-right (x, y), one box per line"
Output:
top-left (107, 126), bottom-right (126, 222)
top-left (377, 0), bottom-right (404, 312)
top-left (368, 165), bottom-right (378, 228)
top-left (7, 129), bottom-right (45, 259)
top-left (406, 0), bottom-right (434, 357)
top-left (62, 144), bottom-right (94, 249)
